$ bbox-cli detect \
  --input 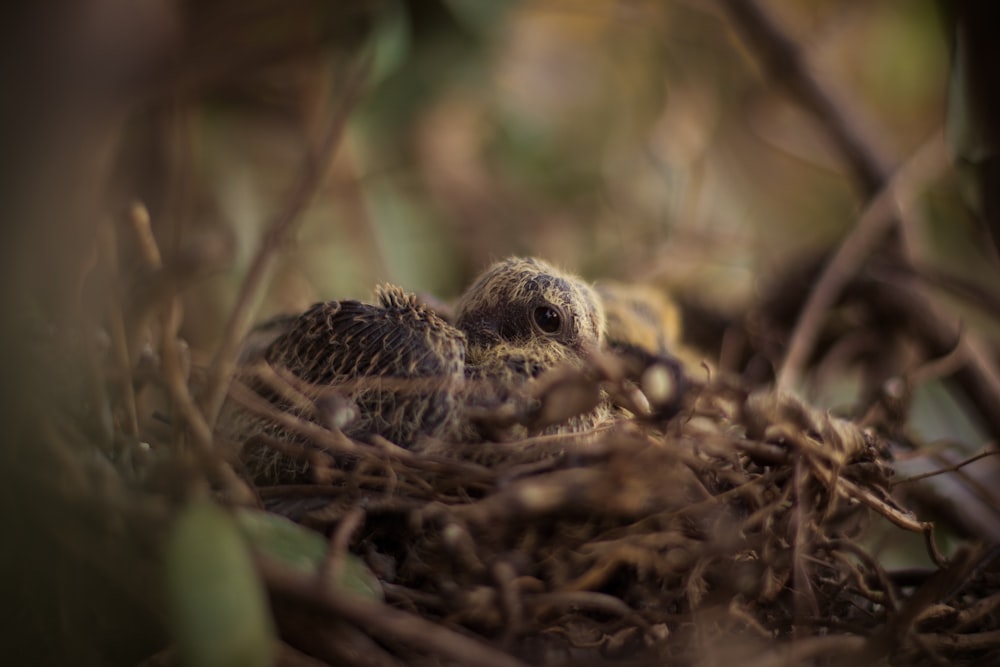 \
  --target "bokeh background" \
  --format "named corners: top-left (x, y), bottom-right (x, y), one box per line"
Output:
top-left (6, 0), bottom-right (956, 343)
top-left (173, 0), bottom-right (950, 342)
